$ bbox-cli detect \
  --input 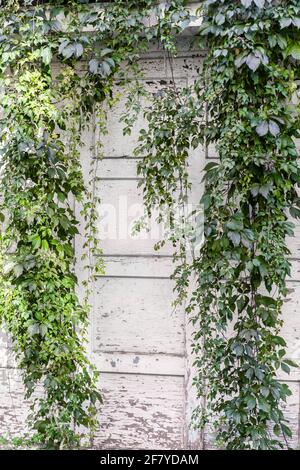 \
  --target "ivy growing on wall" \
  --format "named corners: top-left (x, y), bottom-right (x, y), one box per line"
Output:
top-left (194, 0), bottom-right (300, 450)
top-left (136, 0), bottom-right (300, 450)
top-left (1, 0), bottom-right (299, 452)
top-left (0, 0), bottom-right (189, 449)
